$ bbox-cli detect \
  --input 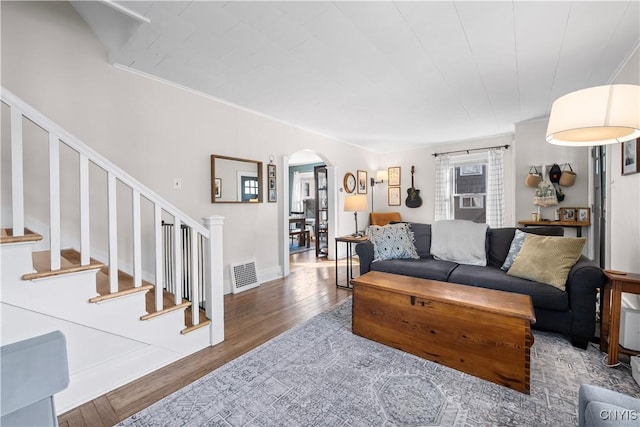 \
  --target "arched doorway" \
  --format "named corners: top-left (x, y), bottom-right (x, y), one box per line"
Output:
top-left (281, 150), bottom-right (337, 277)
